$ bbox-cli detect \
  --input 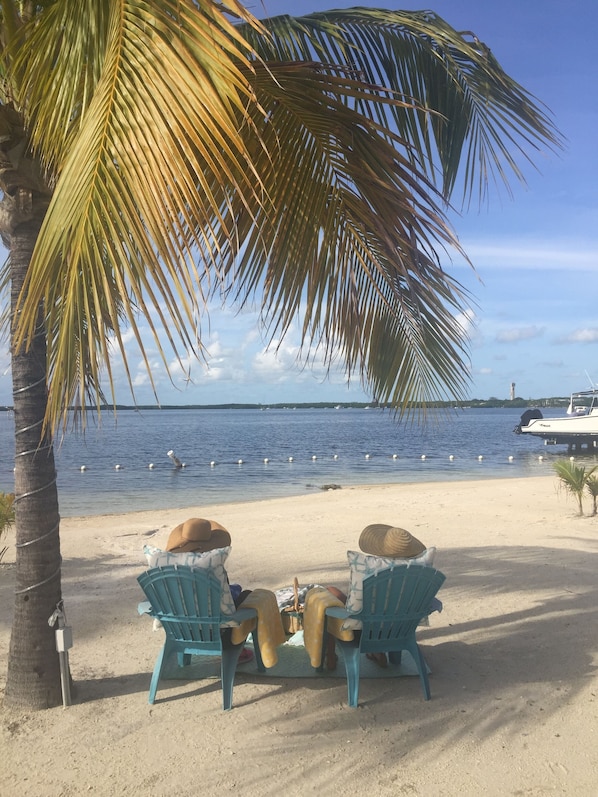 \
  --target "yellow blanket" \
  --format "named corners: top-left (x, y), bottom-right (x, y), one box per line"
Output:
top-left (303, 587), bottom-right (354, 668)
top-left (231, 589), bottom-right (286, 668)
